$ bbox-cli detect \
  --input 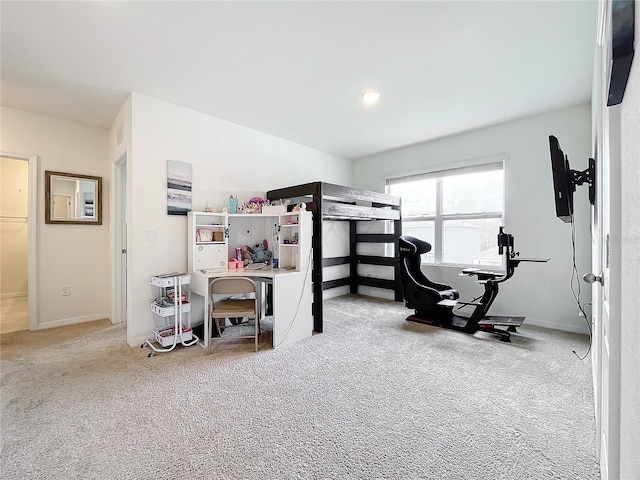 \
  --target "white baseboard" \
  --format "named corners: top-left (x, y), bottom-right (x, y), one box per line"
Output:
top-left (37, 312), bottom-right (111, 330)
top-left (357, 286), bottom-right (396, 301)
top-left (130, 333), bottom-right (150, 348)
top-left (516, 316), bottom-right (591, 335)
top-left (322, 286), bottom-right (350, 300)
top-left (0, 291), bottom-right (28, 299)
